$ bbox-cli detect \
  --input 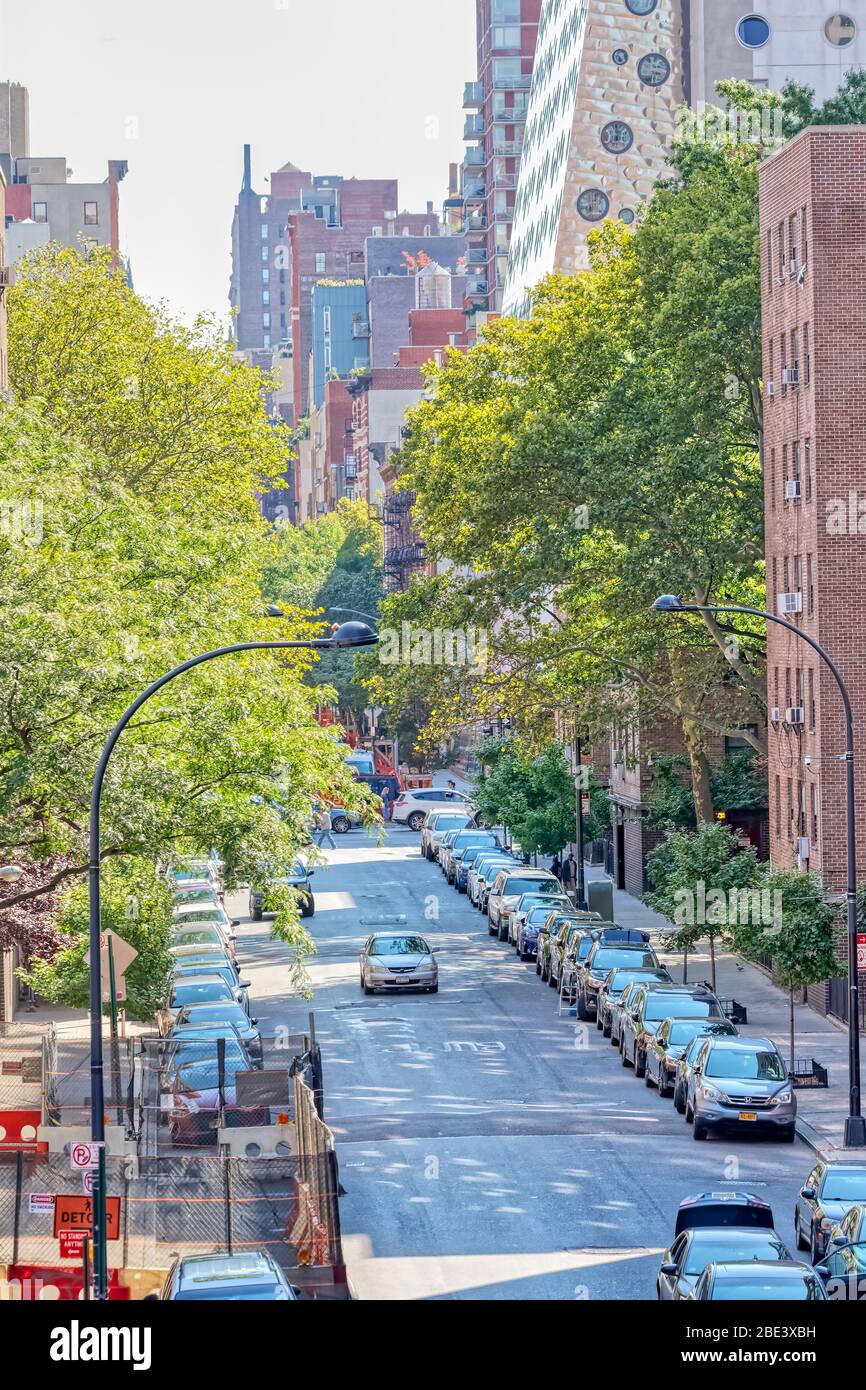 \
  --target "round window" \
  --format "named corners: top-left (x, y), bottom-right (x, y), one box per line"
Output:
top-left (626, 0), bottom-right (658, 13)
top-left (601, 120), bottom-right (634, 154)
top-left (736, 15), bottom-right (771, 48)
top-left (619, 208), bottom-right (636, 225)
top-left (825, 13), bottom-right (856, 46)
top-left (637, 52), bottom-right (671, 86)
top-left (577, 188), bottom-right (610, 223)
top-left (613, 48), bottom-right (630, 66)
